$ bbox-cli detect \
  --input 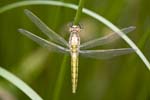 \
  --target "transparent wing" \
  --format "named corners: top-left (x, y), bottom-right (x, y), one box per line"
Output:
top-left (24, 9), bottom-right (69, 47)
top-left (79, 48), bottom-right (135, 59)
top-left (80, 26), bottom-right (136, 49)
top-left (18, 29), bottom-right (70, 53)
